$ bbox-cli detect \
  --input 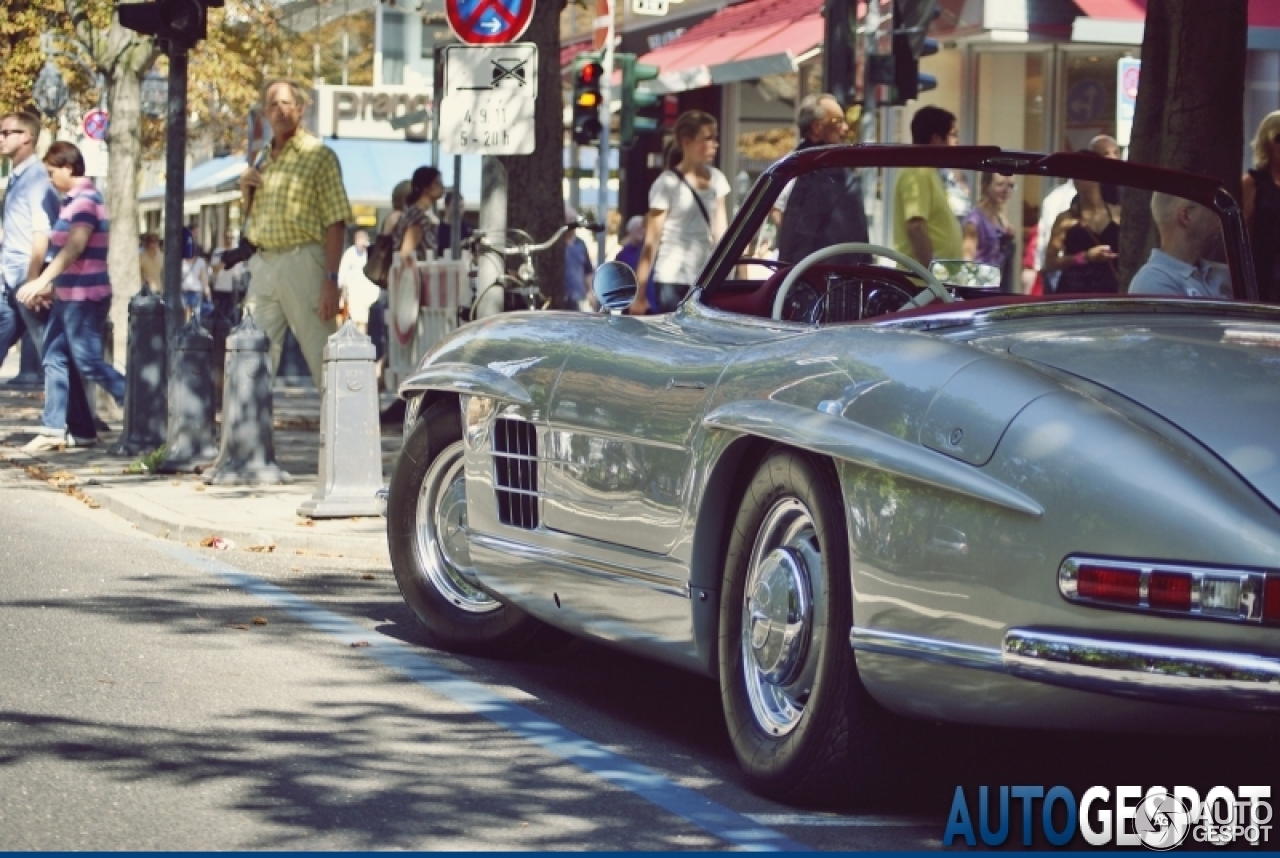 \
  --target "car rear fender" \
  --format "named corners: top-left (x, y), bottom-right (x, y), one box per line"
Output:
top-left (701, 400), bottom-right (1044, 517)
